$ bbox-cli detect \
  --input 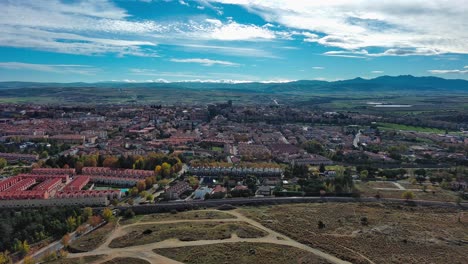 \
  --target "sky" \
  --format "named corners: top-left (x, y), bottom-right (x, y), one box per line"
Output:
top-left (0, 0), bottom-right (467, 83)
